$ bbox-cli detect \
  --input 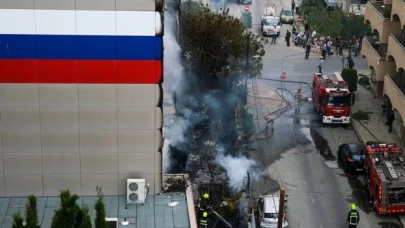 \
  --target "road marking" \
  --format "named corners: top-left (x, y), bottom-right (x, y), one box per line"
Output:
top-left (305, 181), bottom-right (307, 185)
